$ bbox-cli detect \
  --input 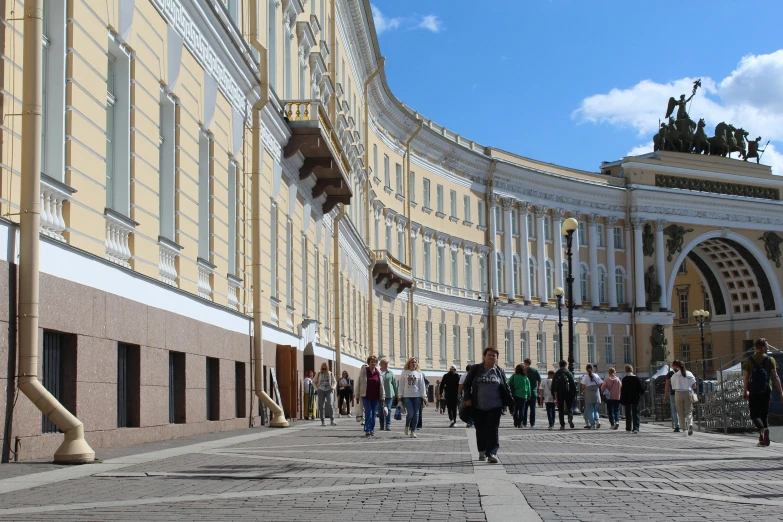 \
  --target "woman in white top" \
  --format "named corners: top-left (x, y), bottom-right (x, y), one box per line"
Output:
top-left (670, 360), bottom-right (698, 436)
top-left (399, 357), bottom-right (428, 438)
top-left (580, 364), bottom-right (604, 429)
